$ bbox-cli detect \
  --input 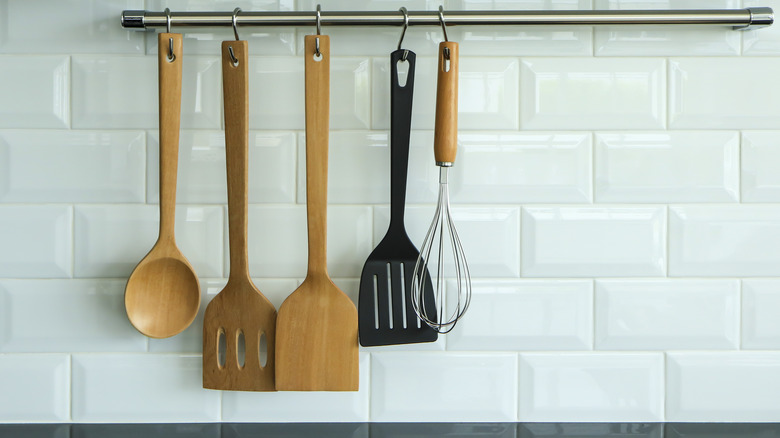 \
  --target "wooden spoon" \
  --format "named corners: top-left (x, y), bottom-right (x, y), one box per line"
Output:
top-left (202, 40), bottom-right (276, 391)
top-left (276, 35), bottom-right (359, 391)
top-left (124, 33), bottom-right (201, 339)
